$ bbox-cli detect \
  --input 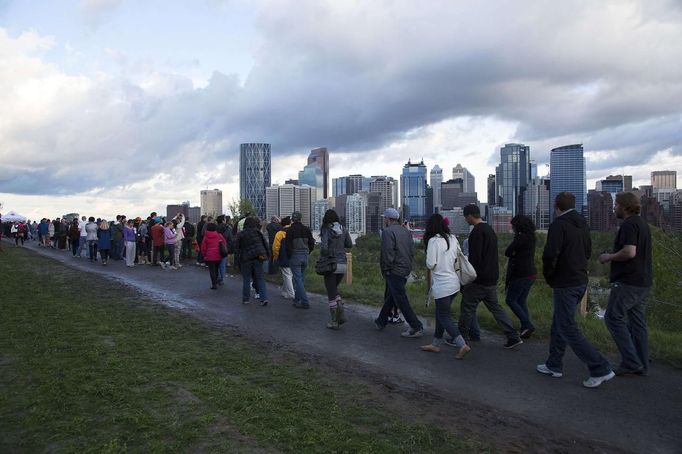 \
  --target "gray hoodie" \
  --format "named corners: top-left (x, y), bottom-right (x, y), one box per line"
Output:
top-left (320, 222), bottom-right (353, 265)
